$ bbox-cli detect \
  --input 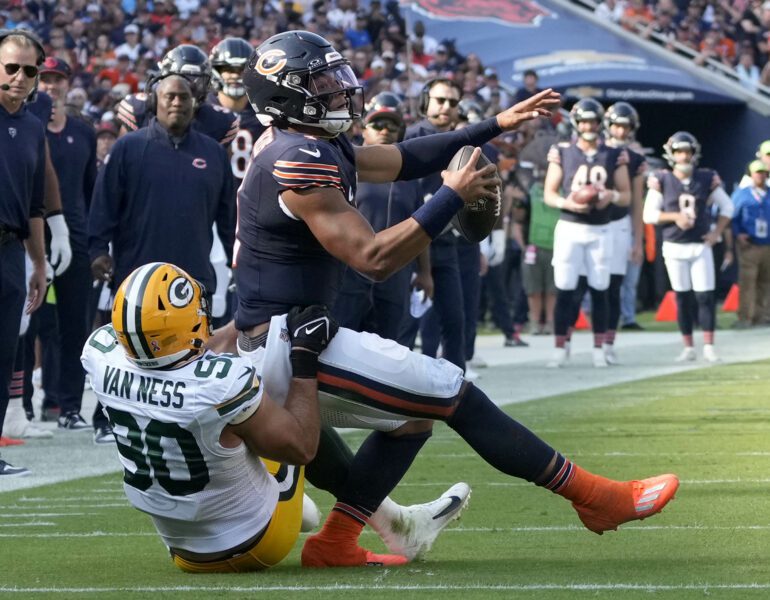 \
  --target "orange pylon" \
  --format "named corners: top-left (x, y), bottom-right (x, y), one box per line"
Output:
top-left (574, 309), bottom-right (590, 330)
top-left (722, 284), bottom-right (739, 312)
top-left (655, 291), bottom-right (677, 322)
